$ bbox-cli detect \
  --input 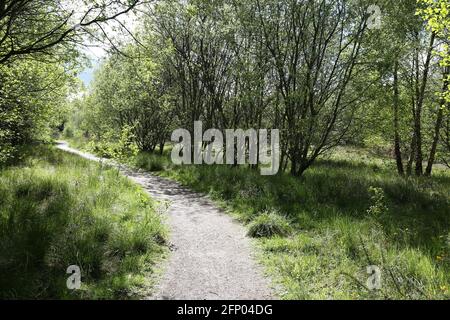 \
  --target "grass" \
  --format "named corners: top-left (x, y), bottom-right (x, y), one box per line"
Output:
top-left (67, 137), bottom-right (450, 299)
top-left (0, 144), bottom-right (167, 299)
